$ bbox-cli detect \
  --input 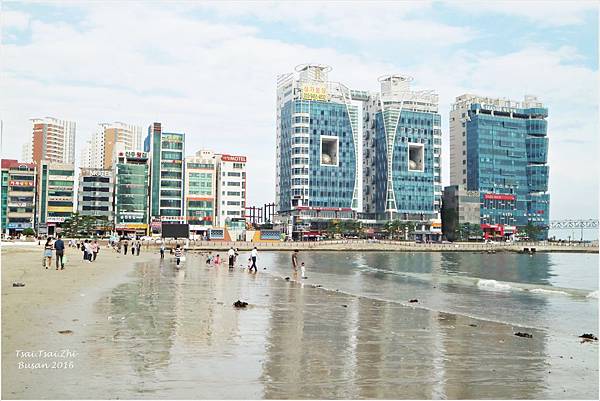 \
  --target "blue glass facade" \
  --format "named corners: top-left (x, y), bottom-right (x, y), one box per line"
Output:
top-left (372, 110), bottom-right (439, 218)
top-left (465, 103), bottom-right (549, 238)
top-left (277, 99), bottom-right (357, 211)
top-left (308, 101), bottom-right (356, 208)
